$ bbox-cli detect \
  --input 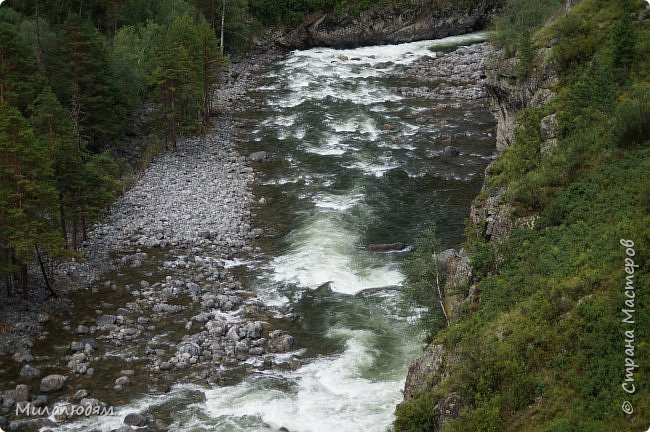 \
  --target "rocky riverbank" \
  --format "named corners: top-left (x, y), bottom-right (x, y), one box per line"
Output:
top-left (391, 42), bottom-right (495, 101)
top-left (0, 52), bottom-right (301, 432)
